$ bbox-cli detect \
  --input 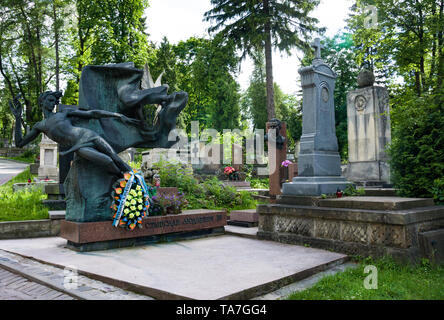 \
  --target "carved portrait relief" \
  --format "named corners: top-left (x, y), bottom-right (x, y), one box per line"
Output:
top-left (354, 95), bottom-right (367, 112)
